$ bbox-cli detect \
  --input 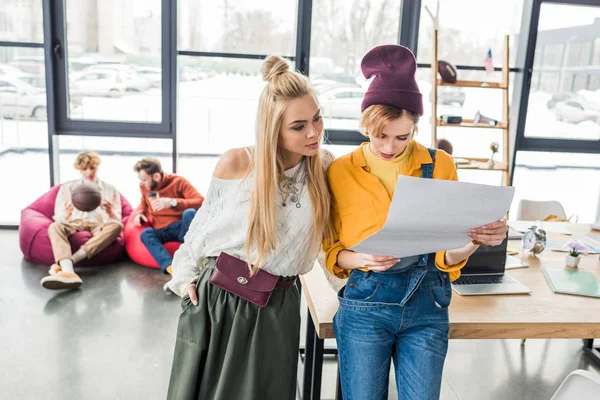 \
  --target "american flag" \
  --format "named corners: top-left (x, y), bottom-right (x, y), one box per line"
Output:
top-left (484, 48), bottom-right (494, 73)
